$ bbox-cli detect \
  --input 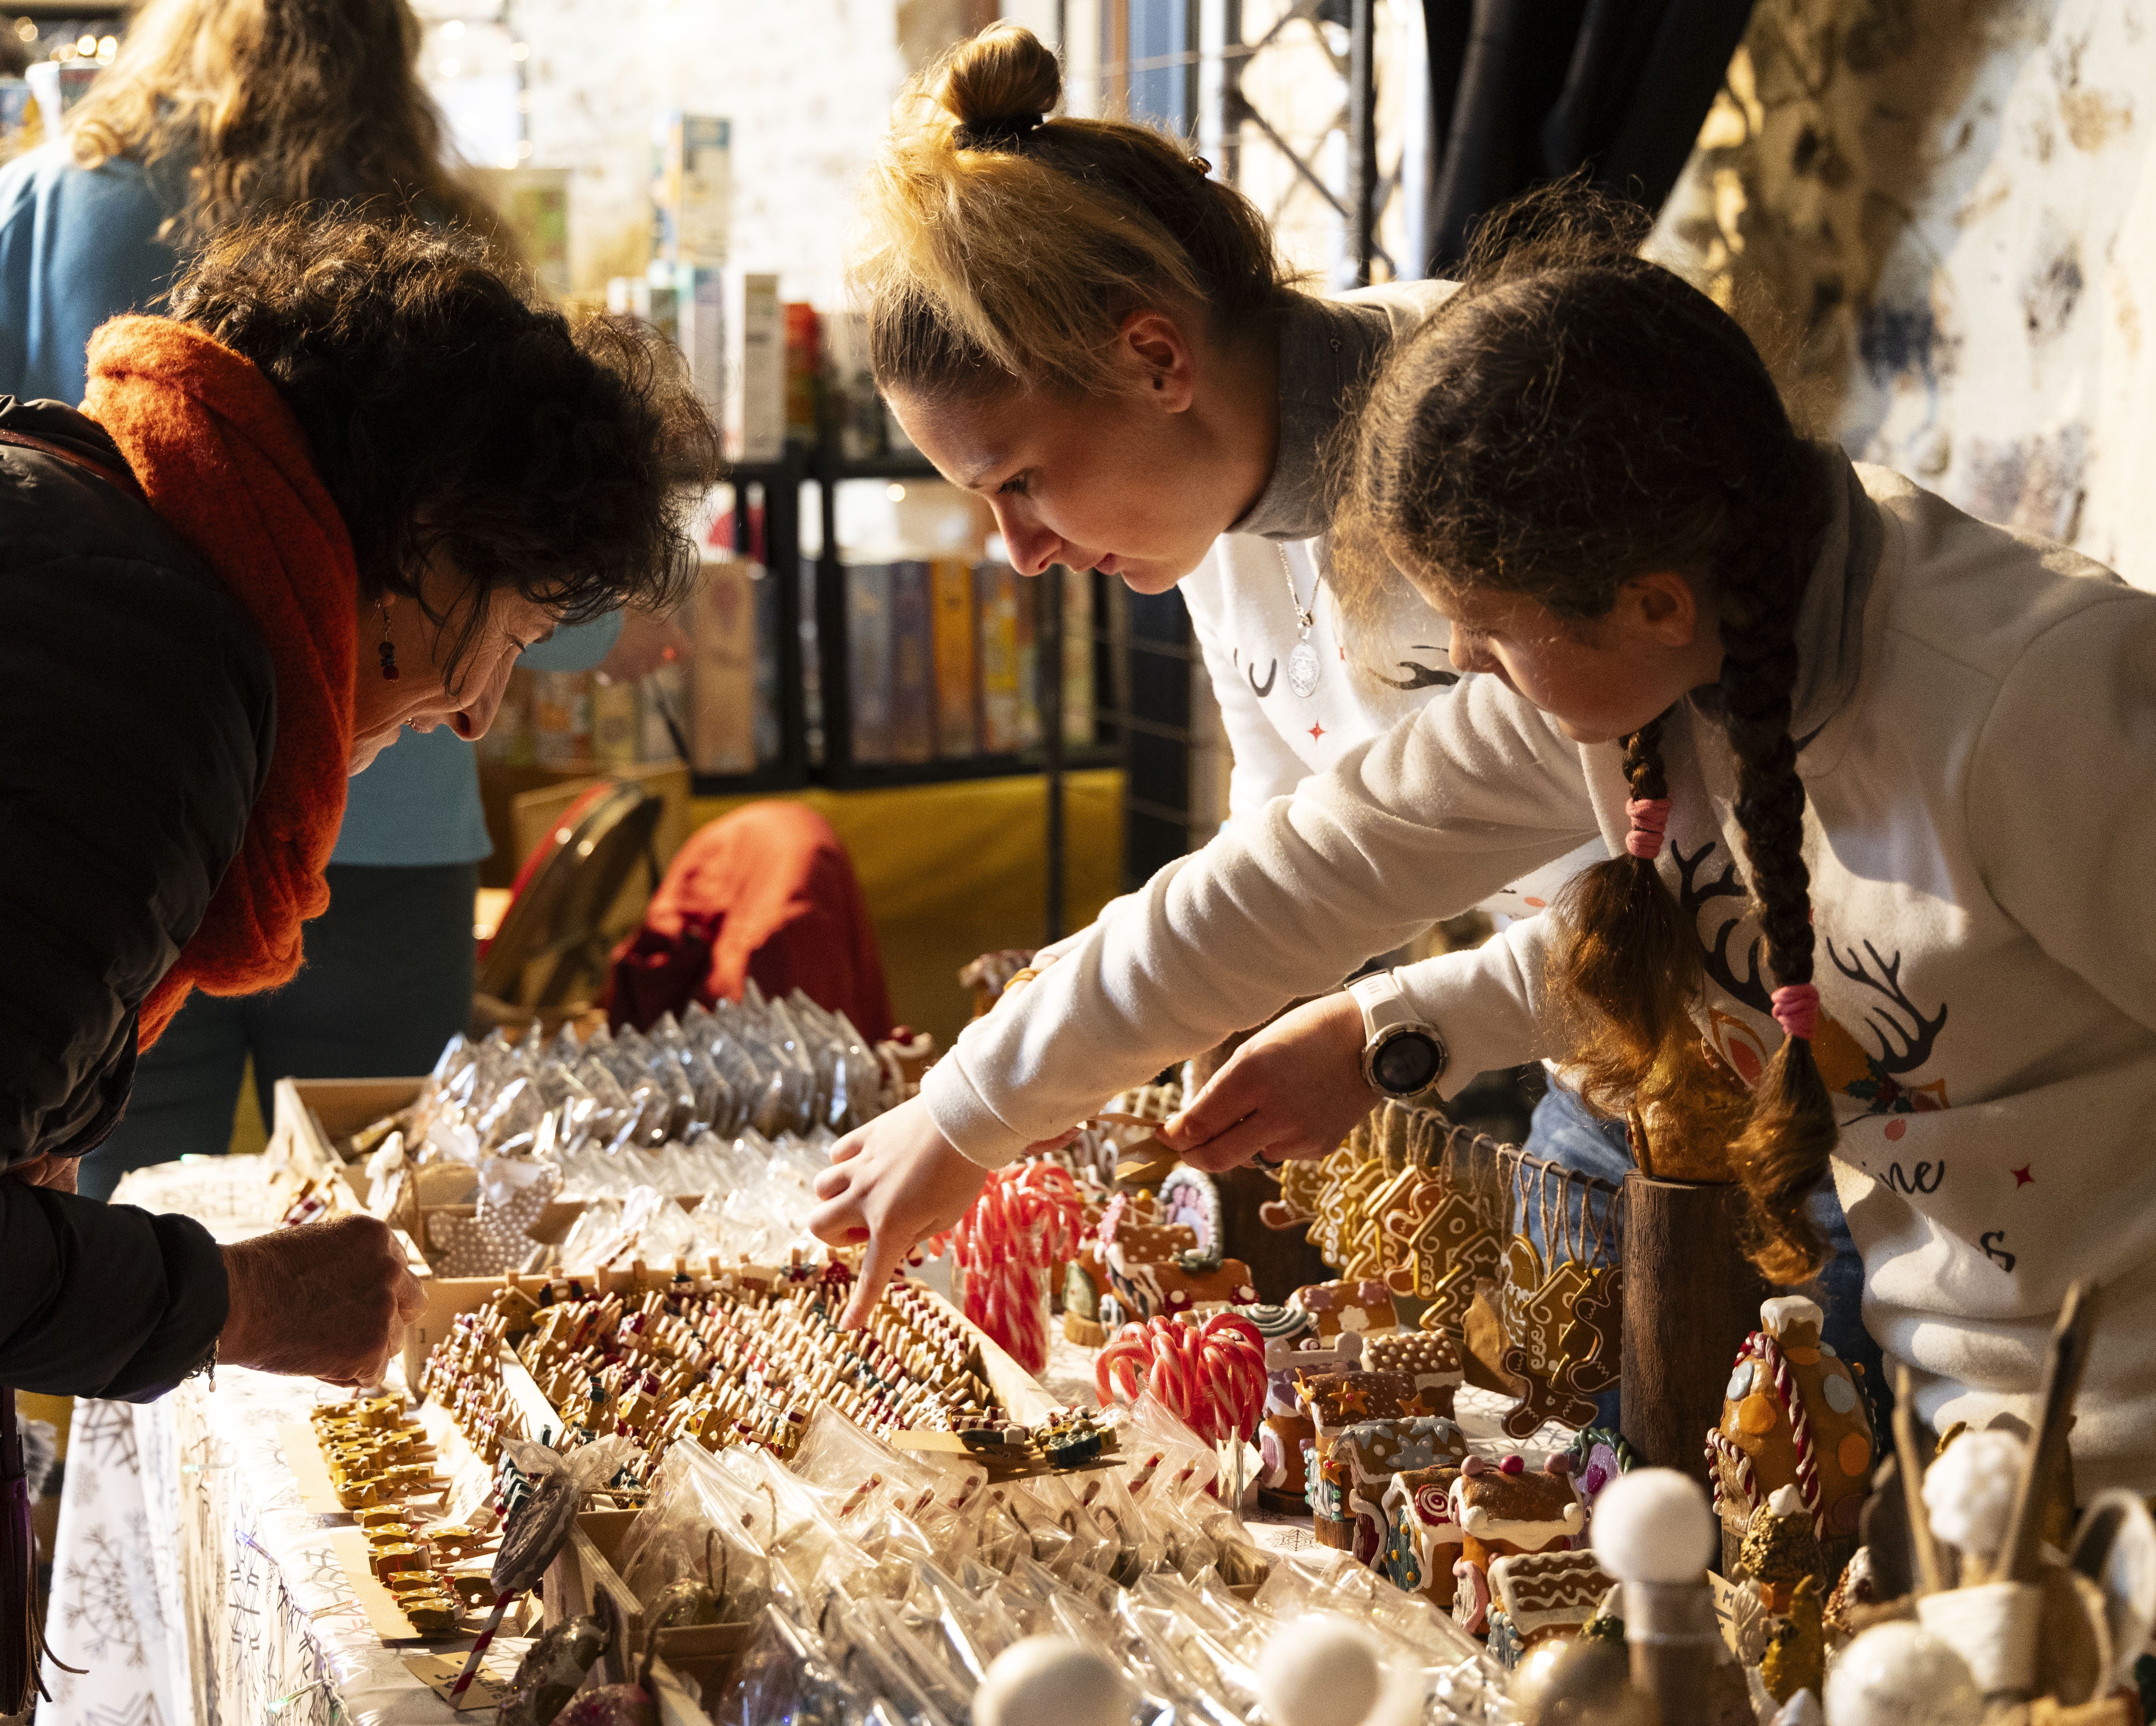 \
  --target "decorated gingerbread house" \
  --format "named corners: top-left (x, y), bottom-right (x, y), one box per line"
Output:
top-left (1485, 1548), bottom-right (1617, 1669)
top-left (1290, 1277), bottom-right (1403, 1343)
top-left (1061, 1192), bottom-right (1256, 1344)
top-left (1380, 1463), bottom-right (1464, 1609)
top-left (1448, 1453), bottom-right (1586, 1636)
top-left (1706, 1295), bottom-right (1874, 1574)
top-left (1342, 1329), bottom-right (1464, 1419)
top-left (1312, 1414), bottom-right (1468, 1561)
top-left (1297, 1369), bottom-right (1419, 1544)
top-left (1249, 1305), bottom-right (1344, 1510)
